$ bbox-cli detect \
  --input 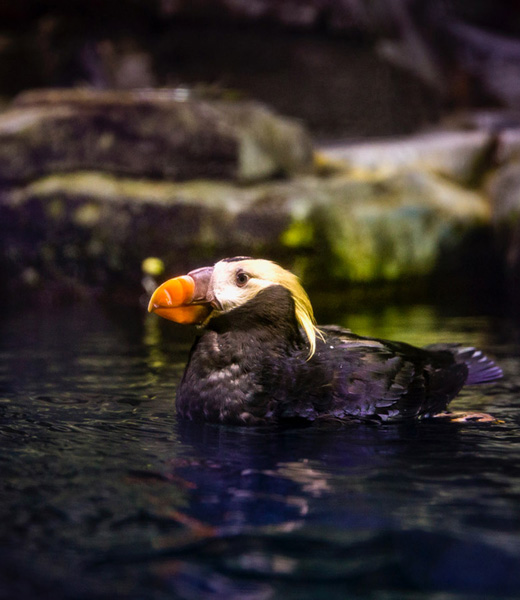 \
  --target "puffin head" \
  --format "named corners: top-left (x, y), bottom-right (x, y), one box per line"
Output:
top-left (148, 257), bottom-right (320, 356)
